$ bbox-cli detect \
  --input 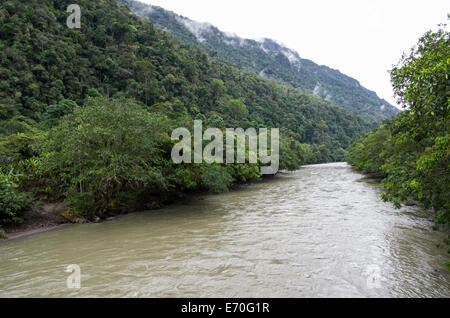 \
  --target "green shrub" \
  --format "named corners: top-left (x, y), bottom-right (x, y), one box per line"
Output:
top-left (0, 169), bottom-right (31, 225)
top-left (202, 165), bottom-right (233, 193)
top-left (38, 97), bottom-right (172, 216)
